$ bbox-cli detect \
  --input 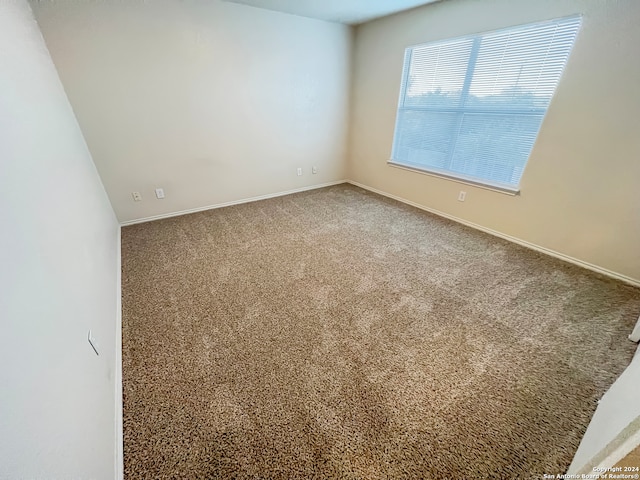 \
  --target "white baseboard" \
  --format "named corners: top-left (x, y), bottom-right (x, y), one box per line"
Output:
top-left (115, 225), bottom-right (123, 480)
top-left (573, 415), bottom-right (640, 476)
top-left (119, 180), bottom-right (348, 227)
top-left (589, 426), bottom-right (640, 477)
top-left (118, 178), bottom-right (640, 287)
top-left (347, 180), bottom-right (640, 288)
